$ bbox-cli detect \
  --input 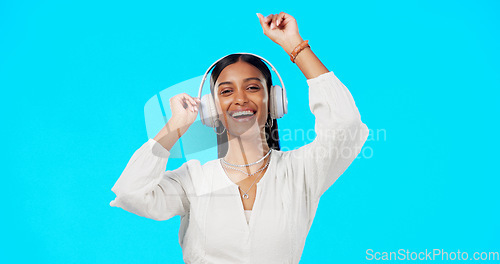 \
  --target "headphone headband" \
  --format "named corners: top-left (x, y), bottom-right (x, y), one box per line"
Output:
top-left (197, 52), bottom-right (285, 99)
